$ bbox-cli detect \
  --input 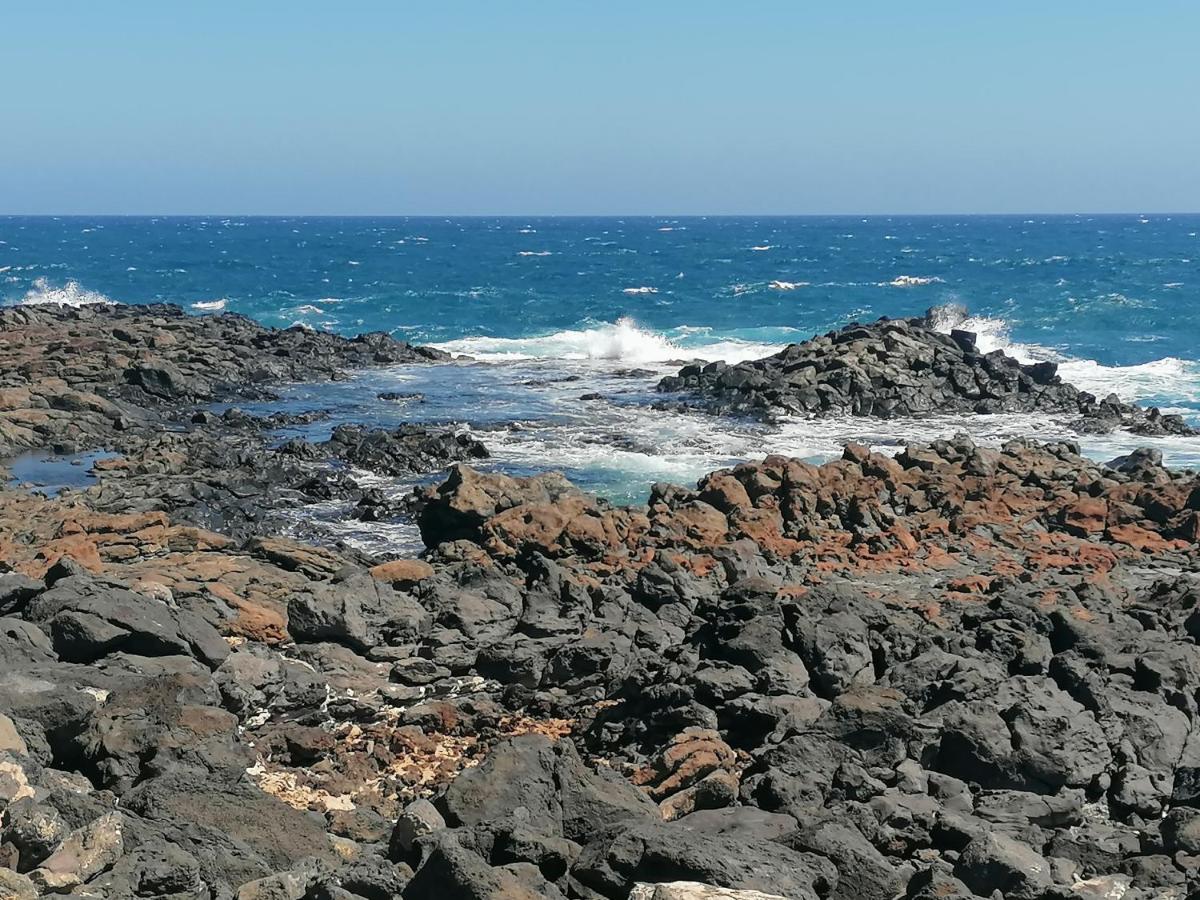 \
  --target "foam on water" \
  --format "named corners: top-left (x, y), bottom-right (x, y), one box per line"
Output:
top-left (431, 317), bottom-right (784, 365)
top-left (927, 303), bottom-right (1200, 409)
top-left (191, 298), bottom-right (227, 311)
top-left (4, 216), bottom-right (1198, 546)
top-left (18, 277), bottom-right (115, 307)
